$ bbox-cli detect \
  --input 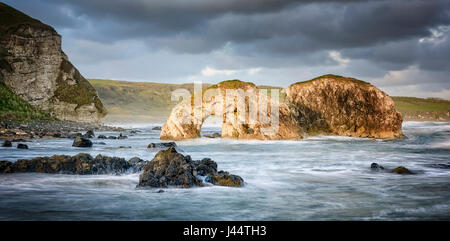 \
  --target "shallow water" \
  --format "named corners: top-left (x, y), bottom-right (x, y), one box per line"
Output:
top-left (0, 122), bottom-right (449, 220)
